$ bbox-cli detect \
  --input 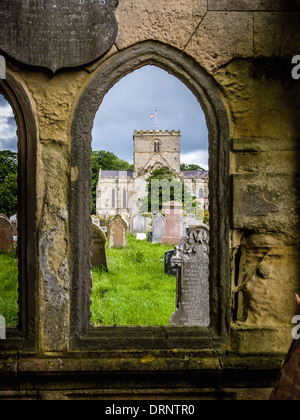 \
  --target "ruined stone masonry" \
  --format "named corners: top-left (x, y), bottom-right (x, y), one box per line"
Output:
top-left (0, 0), bottom-right (299, 401)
